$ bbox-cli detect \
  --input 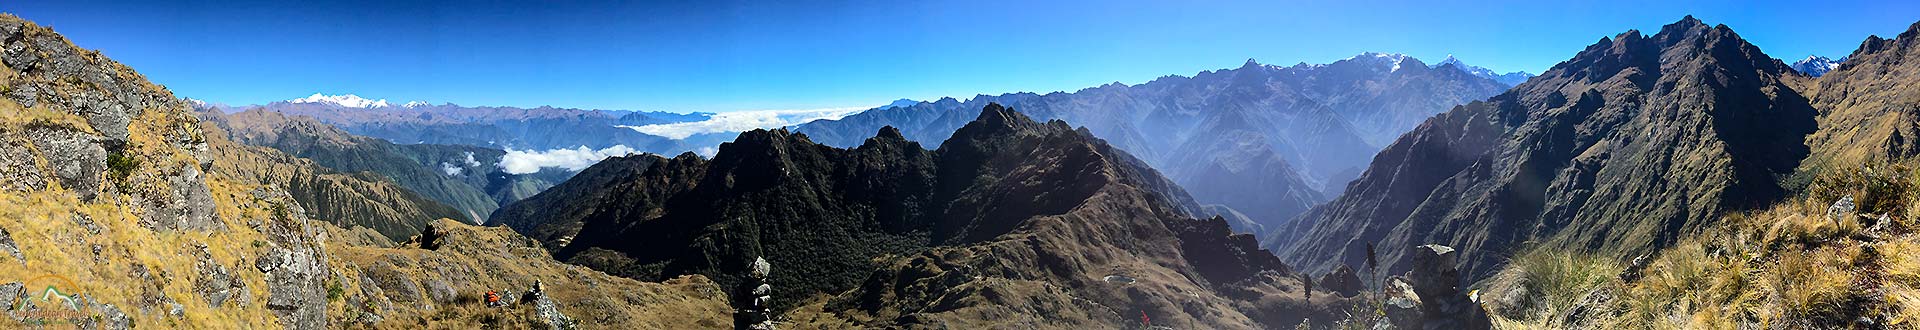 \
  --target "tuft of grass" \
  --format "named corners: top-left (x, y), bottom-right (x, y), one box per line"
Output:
top-left (1758, 248), bottom-right (1858, 326)
top-left (1498, 249), bottom-right (1621, 320)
